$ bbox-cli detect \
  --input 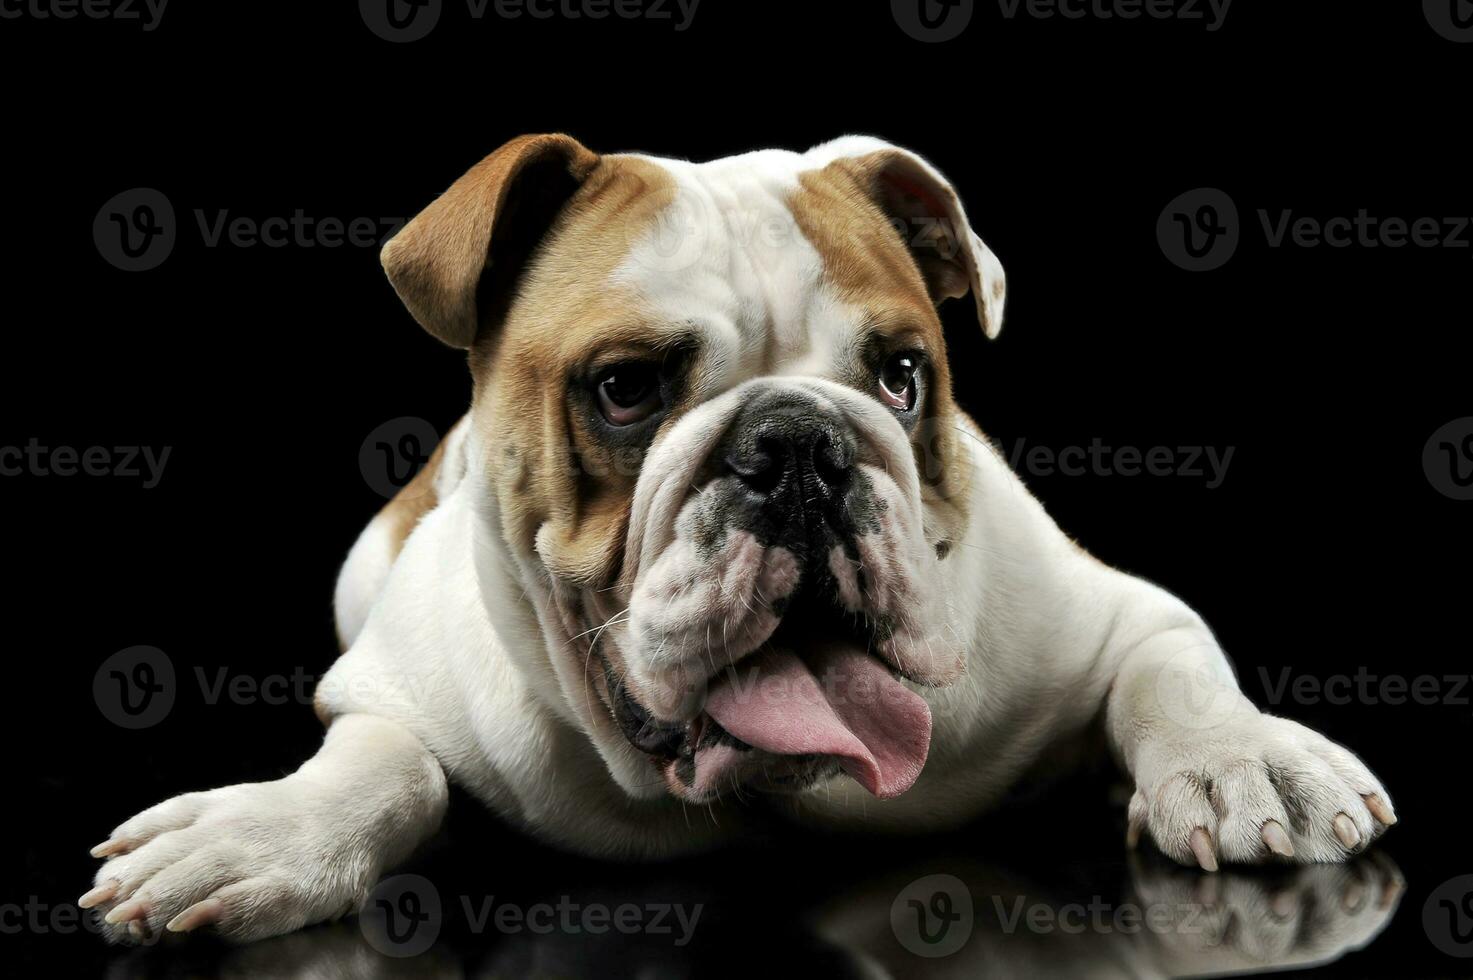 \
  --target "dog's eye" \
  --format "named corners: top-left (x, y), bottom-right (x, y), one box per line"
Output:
top-left (596, 363), bottom-right (663, 426)
top-left (878, 351), bottom-right (920, 411)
